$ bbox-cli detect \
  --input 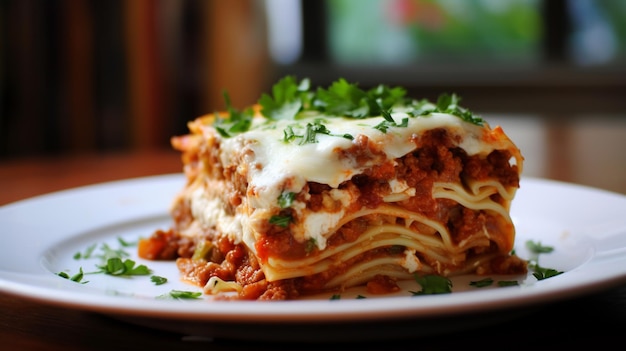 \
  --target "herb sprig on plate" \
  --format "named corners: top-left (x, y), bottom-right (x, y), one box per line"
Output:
top-left (56, 237), bottom-right (200, 299)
